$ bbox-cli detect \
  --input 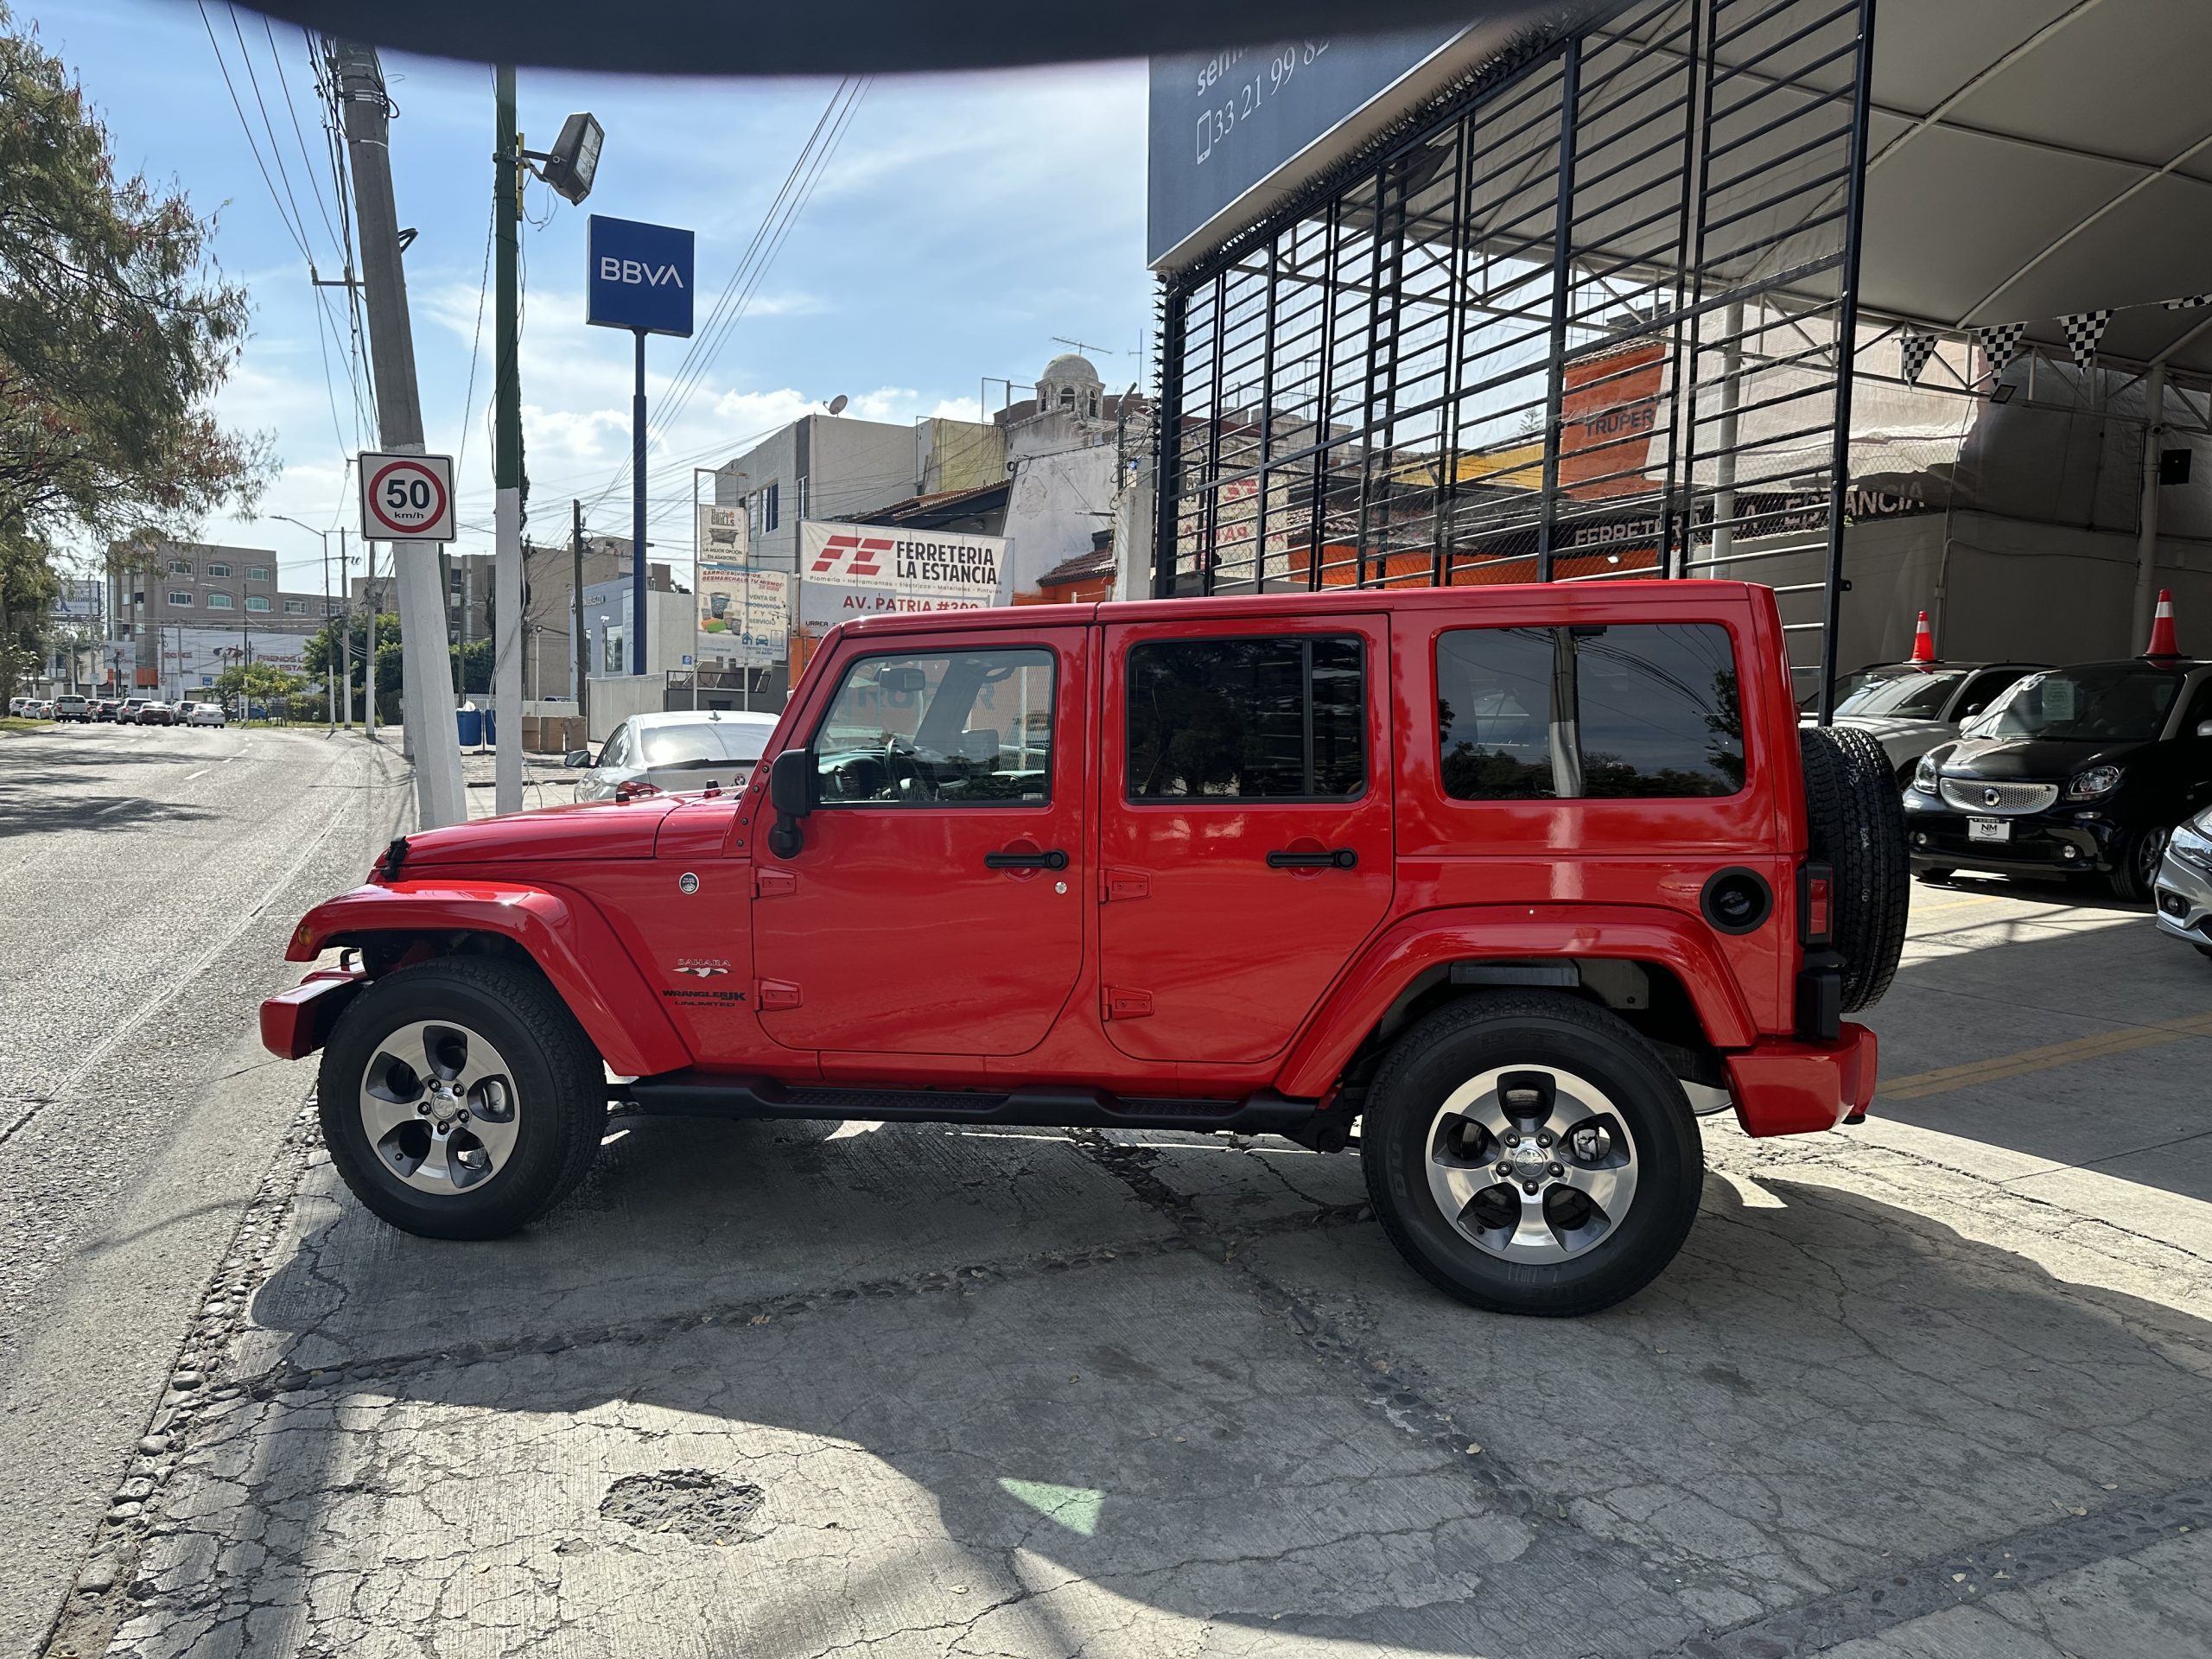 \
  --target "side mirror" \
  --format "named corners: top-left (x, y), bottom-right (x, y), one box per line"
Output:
top-left (767, 748), bottom-right (813, 859)
top-left (563, 748), bottom-right (594, 769)
top-left (2197, 720), bottom-right (2212, 738)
